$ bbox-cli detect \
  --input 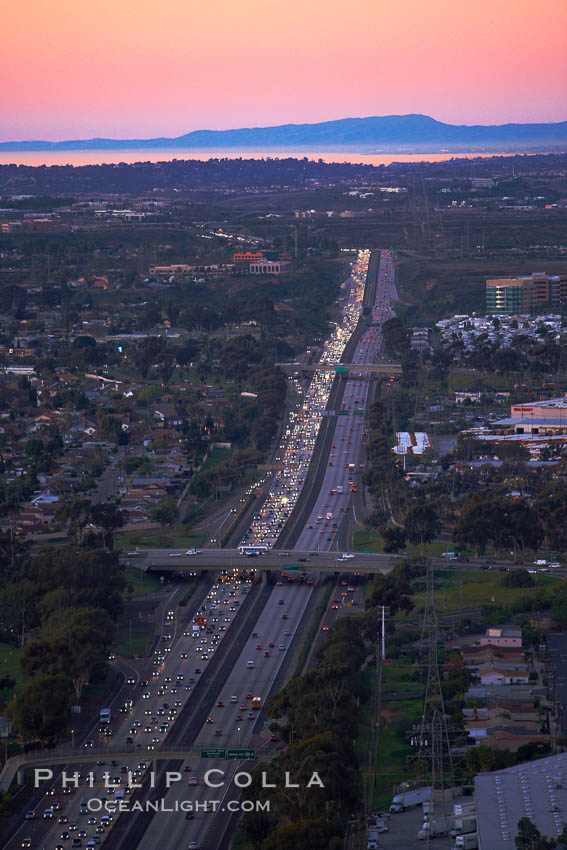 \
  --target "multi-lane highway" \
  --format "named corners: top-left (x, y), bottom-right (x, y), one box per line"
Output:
top-left (6, 249), bottom-right (393, 850)
top-left (134, 579), bottom-right (313, 850)
top-left (295, 249), bottom-right (397, 552)
top-left (4, 576), bottom-right (261, 850)
top-left (239, 250), bottom-right (372, 551)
